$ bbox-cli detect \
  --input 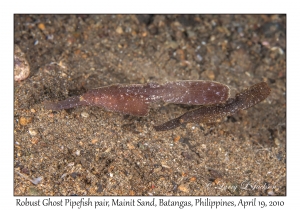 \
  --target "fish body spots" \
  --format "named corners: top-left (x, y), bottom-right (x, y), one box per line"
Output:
top-left (161, 80), bottom-right (229, 105)
top-left (44, 80), bottom-right (229, 116)
top-left (44, 81), bottom-right (270, 131)
top-left (154, 82), bottom-right (271, 131)
top-left (79, 87), bottom-right (150, 116)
